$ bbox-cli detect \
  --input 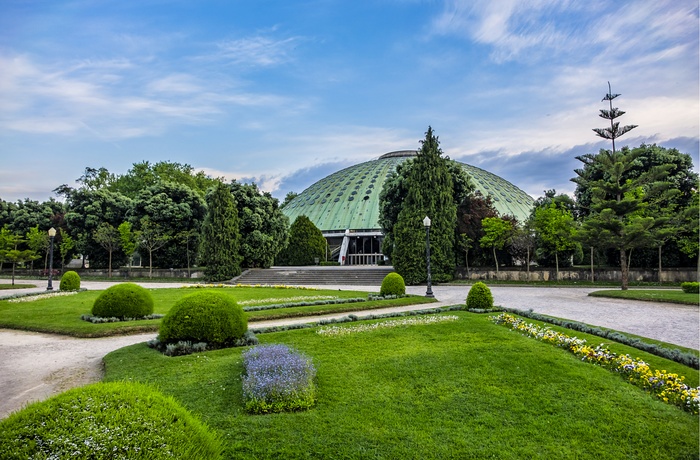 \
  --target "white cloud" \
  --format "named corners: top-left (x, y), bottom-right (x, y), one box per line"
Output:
top-left (213, 35), bottom-right (301, 67)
